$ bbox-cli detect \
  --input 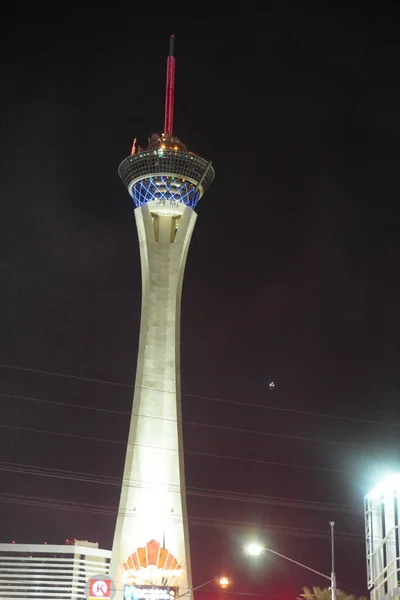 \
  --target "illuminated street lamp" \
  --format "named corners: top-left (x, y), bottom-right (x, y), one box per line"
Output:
top-left (245, 522), bottom-right (336, 600)
top-left (180, 576), bottom-right (231, 598)
top-left (218, 577), bottom-right (230, 588)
